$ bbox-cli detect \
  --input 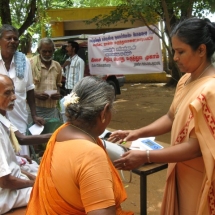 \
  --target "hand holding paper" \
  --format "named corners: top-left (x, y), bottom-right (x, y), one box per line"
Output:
top-left (28, 124), bottom-right (44, 135)
top-left (44, 90), bottom-right (57, 96)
